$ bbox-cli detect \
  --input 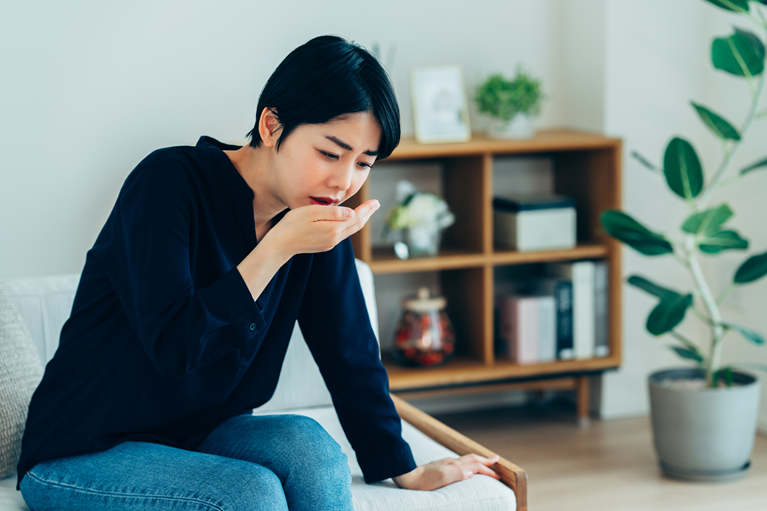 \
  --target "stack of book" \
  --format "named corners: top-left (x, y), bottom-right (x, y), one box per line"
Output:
top-left (496, 260), bottom-right (609, 364)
